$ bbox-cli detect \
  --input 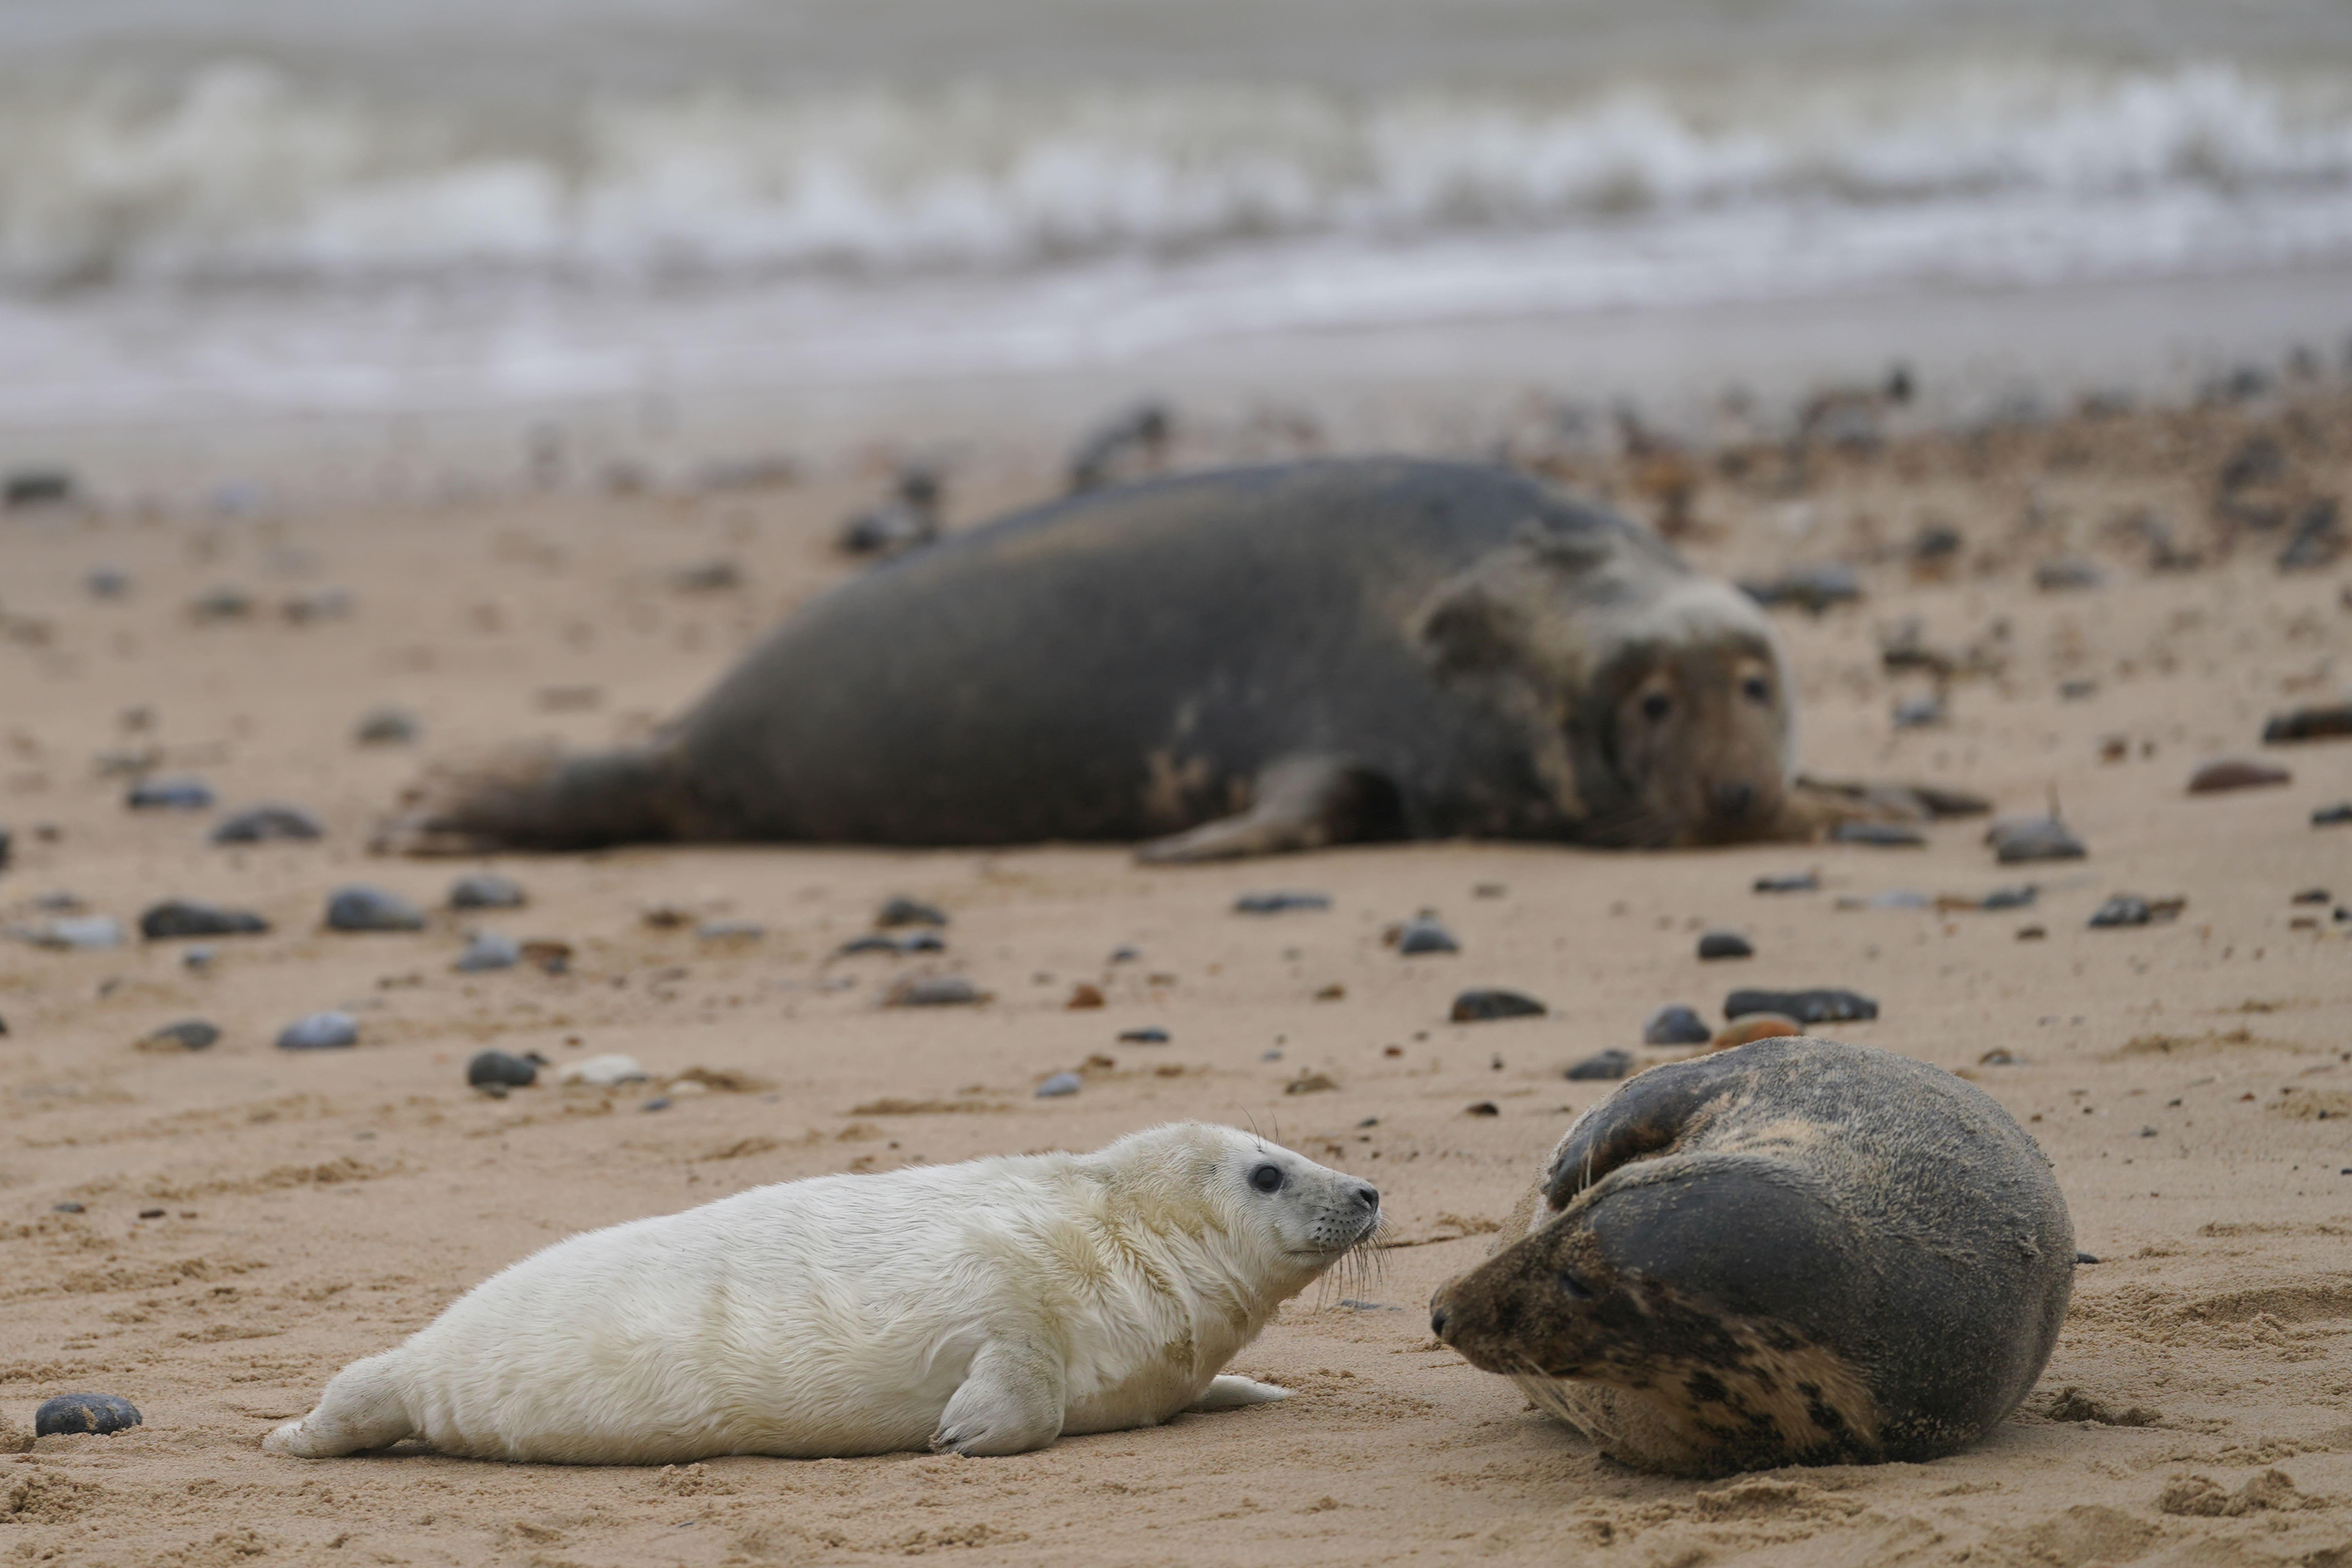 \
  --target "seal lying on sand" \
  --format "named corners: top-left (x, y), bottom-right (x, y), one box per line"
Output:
top-left (388, 458), bottom-right (1793, 859)
top-left (265, 1123), bottom-right (1379, 1463)
top-left (1428, 1039), bottom-right (2072, 1475)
